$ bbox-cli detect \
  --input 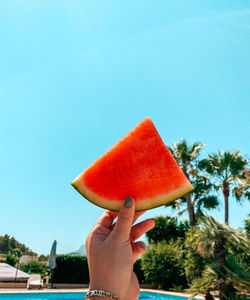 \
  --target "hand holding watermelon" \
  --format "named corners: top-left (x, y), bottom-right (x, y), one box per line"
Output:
top-left (86, 197), bottom-right (155, 300)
